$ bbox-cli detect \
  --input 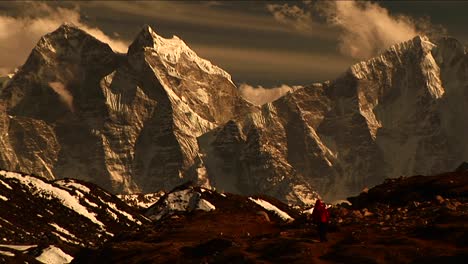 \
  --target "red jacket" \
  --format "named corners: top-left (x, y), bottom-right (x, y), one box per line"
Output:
top-left (312, 199), bottom-right (330, 224)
